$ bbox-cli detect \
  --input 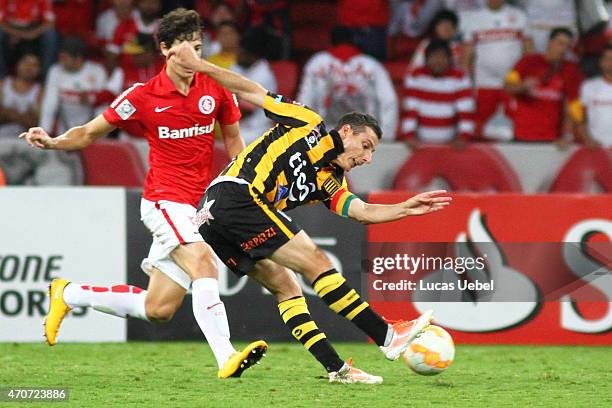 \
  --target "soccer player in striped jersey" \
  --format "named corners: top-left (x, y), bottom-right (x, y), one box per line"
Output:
top-left (169, 42), bottom-right (452, 384)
